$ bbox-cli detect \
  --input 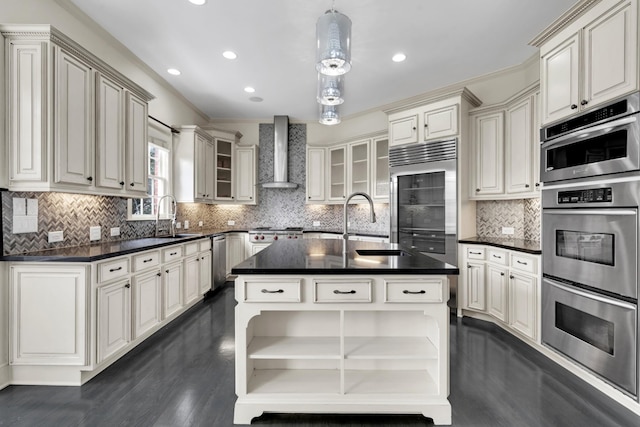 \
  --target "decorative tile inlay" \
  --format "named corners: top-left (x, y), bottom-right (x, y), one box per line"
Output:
top-left (476, 198), bottom-right (540, 241)
top-left (2, 122), bottom-right (389, 255)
